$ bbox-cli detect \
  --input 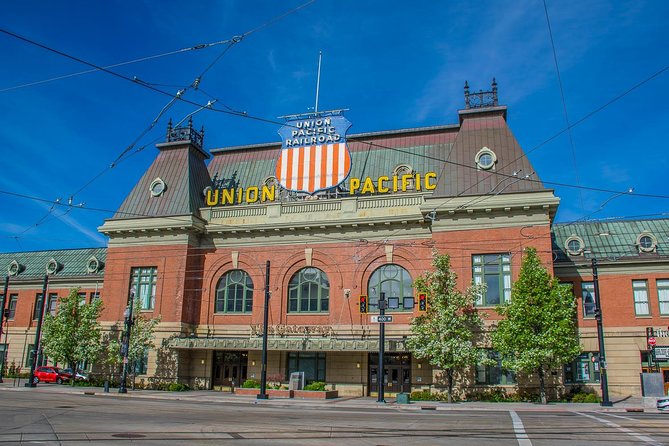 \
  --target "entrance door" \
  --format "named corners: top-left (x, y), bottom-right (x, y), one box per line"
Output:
top-left (369, 353), bottom-right (411, 395)
top-left (213, 351), bottom-right (248, 387)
